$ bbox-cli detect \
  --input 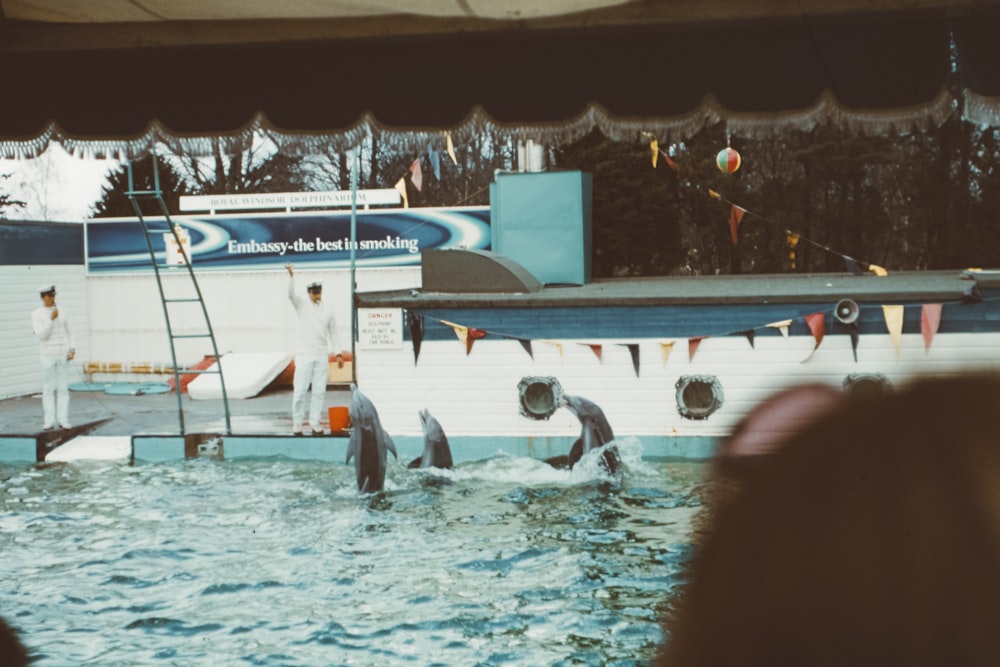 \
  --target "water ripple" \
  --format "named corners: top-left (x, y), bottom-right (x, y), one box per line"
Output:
top-left (0, 457), bottom-right (703, 665)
